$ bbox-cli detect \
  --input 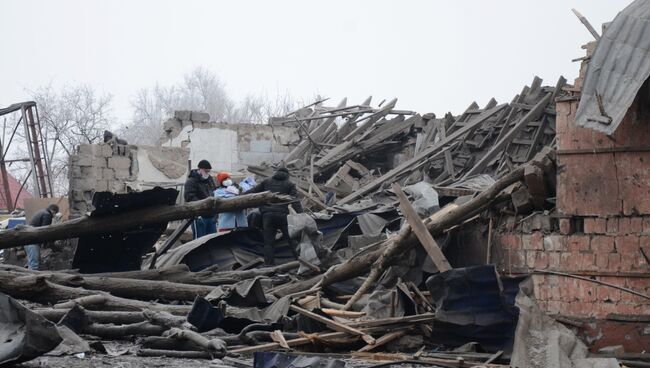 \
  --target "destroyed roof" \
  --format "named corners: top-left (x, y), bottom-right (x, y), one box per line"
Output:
top-left (0, 172), bottom-right (33, 210)
top-left (575, 0), bottom-right (650, 134)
